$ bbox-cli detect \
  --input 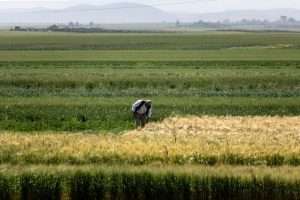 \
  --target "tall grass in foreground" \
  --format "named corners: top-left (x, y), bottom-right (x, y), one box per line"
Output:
top-left (1, 165), bottom-right (300, 200)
